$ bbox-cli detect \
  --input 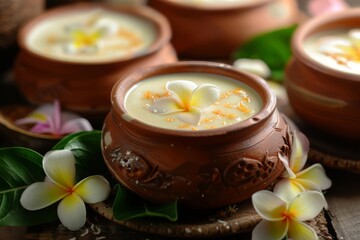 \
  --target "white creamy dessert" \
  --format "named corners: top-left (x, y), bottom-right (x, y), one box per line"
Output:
top-left (304, 28), bottom-right (360, 74)
top-left (124, 73), bottom-right (262, 131)
top-left (26, 9), bottom-right (157, 63)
